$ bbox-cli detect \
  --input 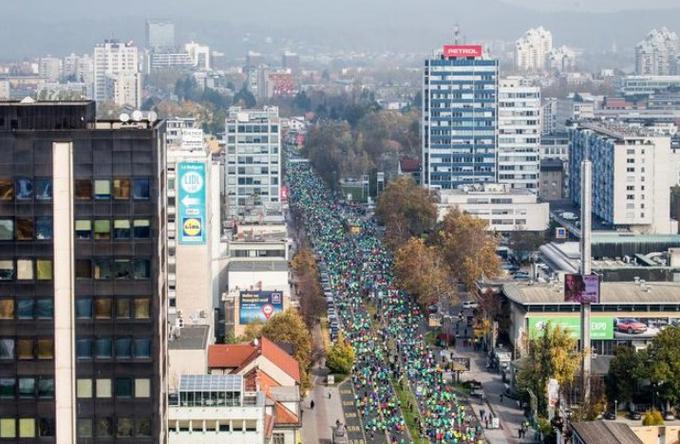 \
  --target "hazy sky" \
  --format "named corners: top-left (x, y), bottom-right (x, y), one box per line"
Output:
top-left (501, 0), bottom-right (680, 12)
